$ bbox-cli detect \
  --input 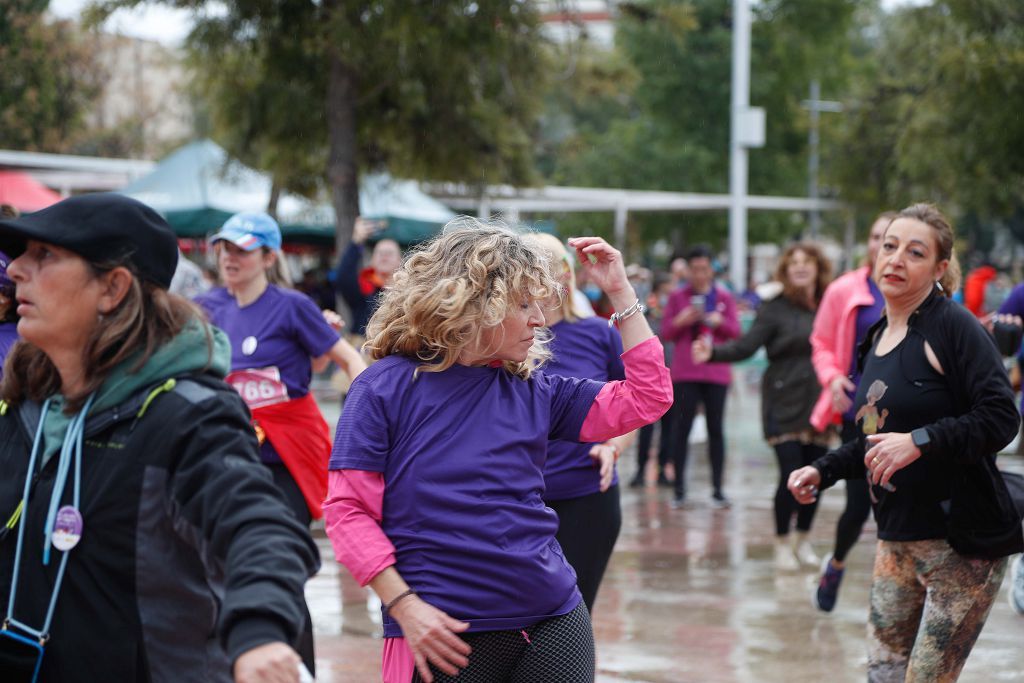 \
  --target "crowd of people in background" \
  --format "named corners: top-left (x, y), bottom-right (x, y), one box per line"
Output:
top-left (2, 192), bottom-right (1024, 682)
